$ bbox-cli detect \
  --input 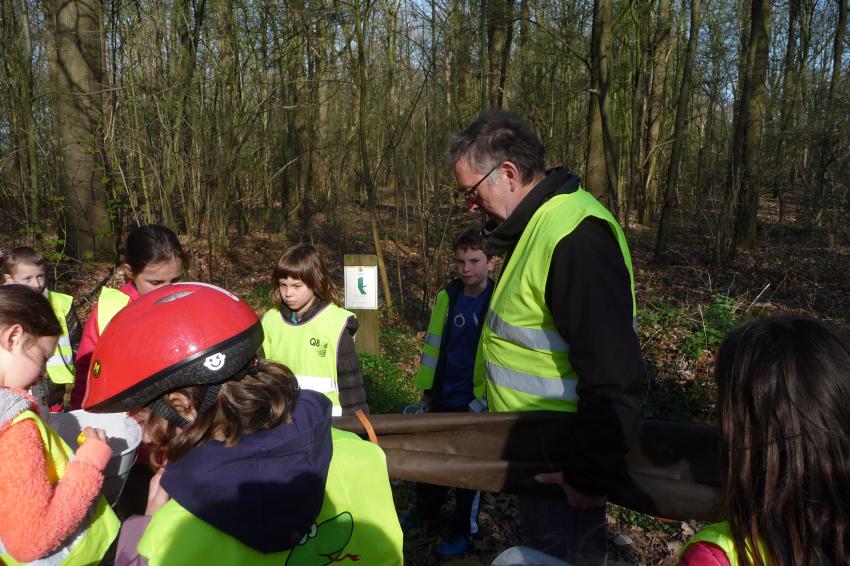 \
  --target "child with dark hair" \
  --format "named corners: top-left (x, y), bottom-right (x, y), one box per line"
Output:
top-left (401, 227), bottom-right (496, 558)
top-left (261, 244), bottom-right (368, 417)
top-left (679, 315), bottom-right (850, 565)
top-left (2, 247), bottom-right (81, 410)
top-left (70, 225), bottom-right (187, 409)
top-left (0, 285), bottom-right (118, 563)
top-left (82, 284), bottom-right (401, 565)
